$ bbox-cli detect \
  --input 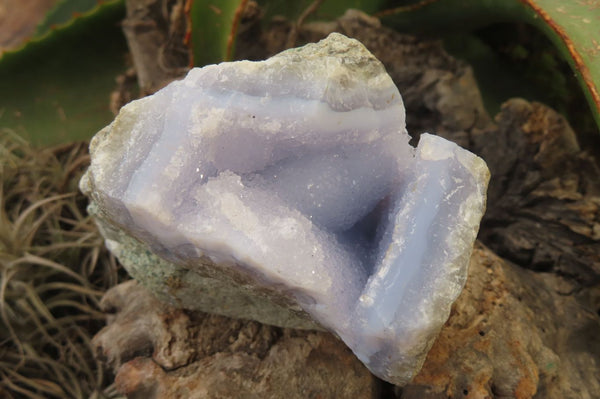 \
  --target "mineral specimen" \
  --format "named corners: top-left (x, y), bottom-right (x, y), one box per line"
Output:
top-left (81, 33), bottom-right (489, 385)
